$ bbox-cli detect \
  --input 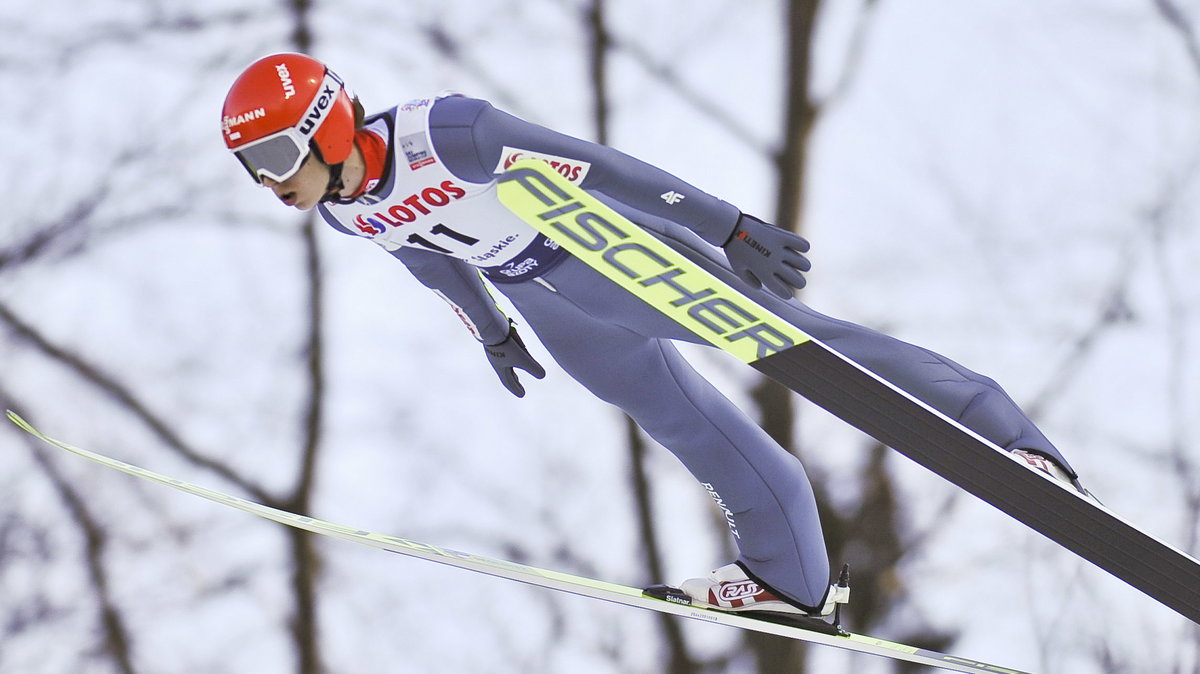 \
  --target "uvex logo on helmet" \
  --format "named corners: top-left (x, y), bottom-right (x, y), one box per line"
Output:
top-left (276, 63), bottom-right (296, 99)
top-left (296, 71), bottom-right (343, 140)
